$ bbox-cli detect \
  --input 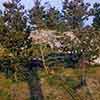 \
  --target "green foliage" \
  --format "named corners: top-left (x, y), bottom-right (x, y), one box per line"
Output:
top-left (3, 0), bottom-right (27, 33)
top-left (0, 0), bottom-right (32, 59)
top-left (29, 1), bottom-right (64, 32)
top-left (45, 52), bottom-right (65, 67)
top-left (44, 7), bottom-right (64, 31)
top-left (92, 3), bottom-right (100, 30)
top-left (29, 0), bottom-right (46, 30)
top-left (0, 0), bottom-right (33, 81)
top-left (76, 28), bottom-right (100, 61)
top-left (0, 16), bottom-right (7, 33)
top-left (63, 0), bottom-right (90, 30)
